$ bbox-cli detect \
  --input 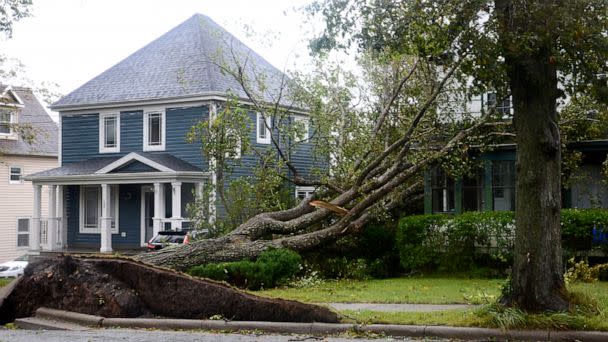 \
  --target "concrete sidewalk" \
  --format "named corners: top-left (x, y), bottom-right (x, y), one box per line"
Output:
top-left (327, 303), bottom-right (477, 312)
top-left (13, 307), bottom-right (608, 342)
